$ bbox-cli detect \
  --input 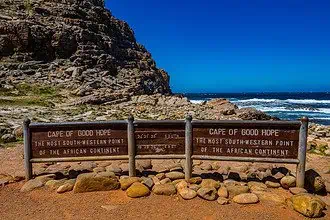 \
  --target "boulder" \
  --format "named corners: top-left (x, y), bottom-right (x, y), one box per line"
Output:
top-left (265, 180), bottom-right (281, 188)
top-left (247, 181), bottom-right (267, 192)
top-left (289, 193), bottom-right (326, 218)
top-left (1, 134), bottom-right (16, 143)
top-left (57, 181), bottom-right (75, 193)
top-left (201, 179), bottom-right (220, 189)
top-left (188, 177), bottom-right (202, 184)
top-left (178, 188), bottom-right (197, 200)
top-left (152, 183), bottom-right (177, 196)
top-left (119, 177), bottom-right (141, 190)
top-left (45, 179), bottom-right (67, 190)
top-left (226, 185), bottom-right (250, 198)
top-left (233, 193), bottom-right (259, 204)
top-left (160, 178), bottom-right (171, 184)
top-left (217, 187), bottom-right (229, 198)
top-left (141, 177), bottom-right (154, 189)
top-left (197, 187), bottom-right (218, 201)
top-left (73, 173), bottom-right (120, 193)
top-left (289, 187), bottom-right (307, 195)
top-left (280, 176), bottom-right (296, 189)
top-left (217, 197), bottom-right (229, 205)
top-left (20, 179), bottom-right (44, 192)
top-left (305, 169), bottom-right (326, 193)
top-left (165, 171), bottom-right (185, 180)
top-left (21, 174), bottom-right (56, 192)
top-left (126, 182), bottom-right (150, 198)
